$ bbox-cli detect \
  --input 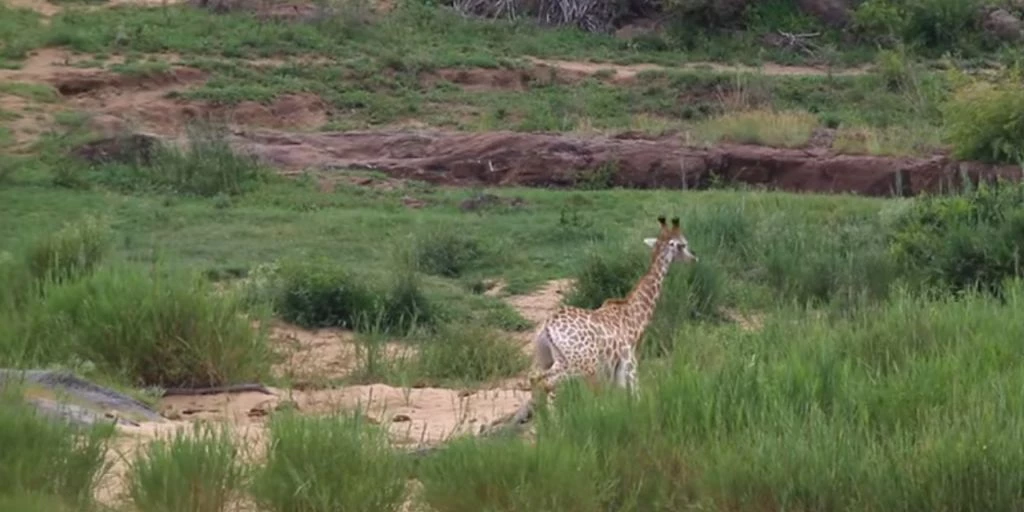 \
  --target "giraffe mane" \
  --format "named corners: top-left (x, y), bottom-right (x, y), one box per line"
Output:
top-left (600, 297), bottom-right (629, 308)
